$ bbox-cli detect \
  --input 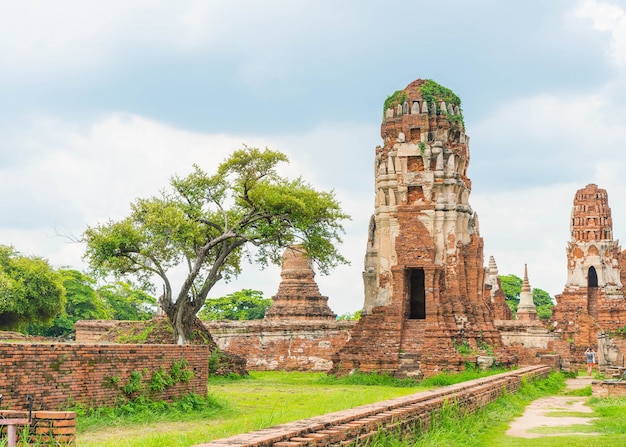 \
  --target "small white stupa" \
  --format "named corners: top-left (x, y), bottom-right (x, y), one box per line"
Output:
top-left (516, 264), bottom-right (538, 321)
